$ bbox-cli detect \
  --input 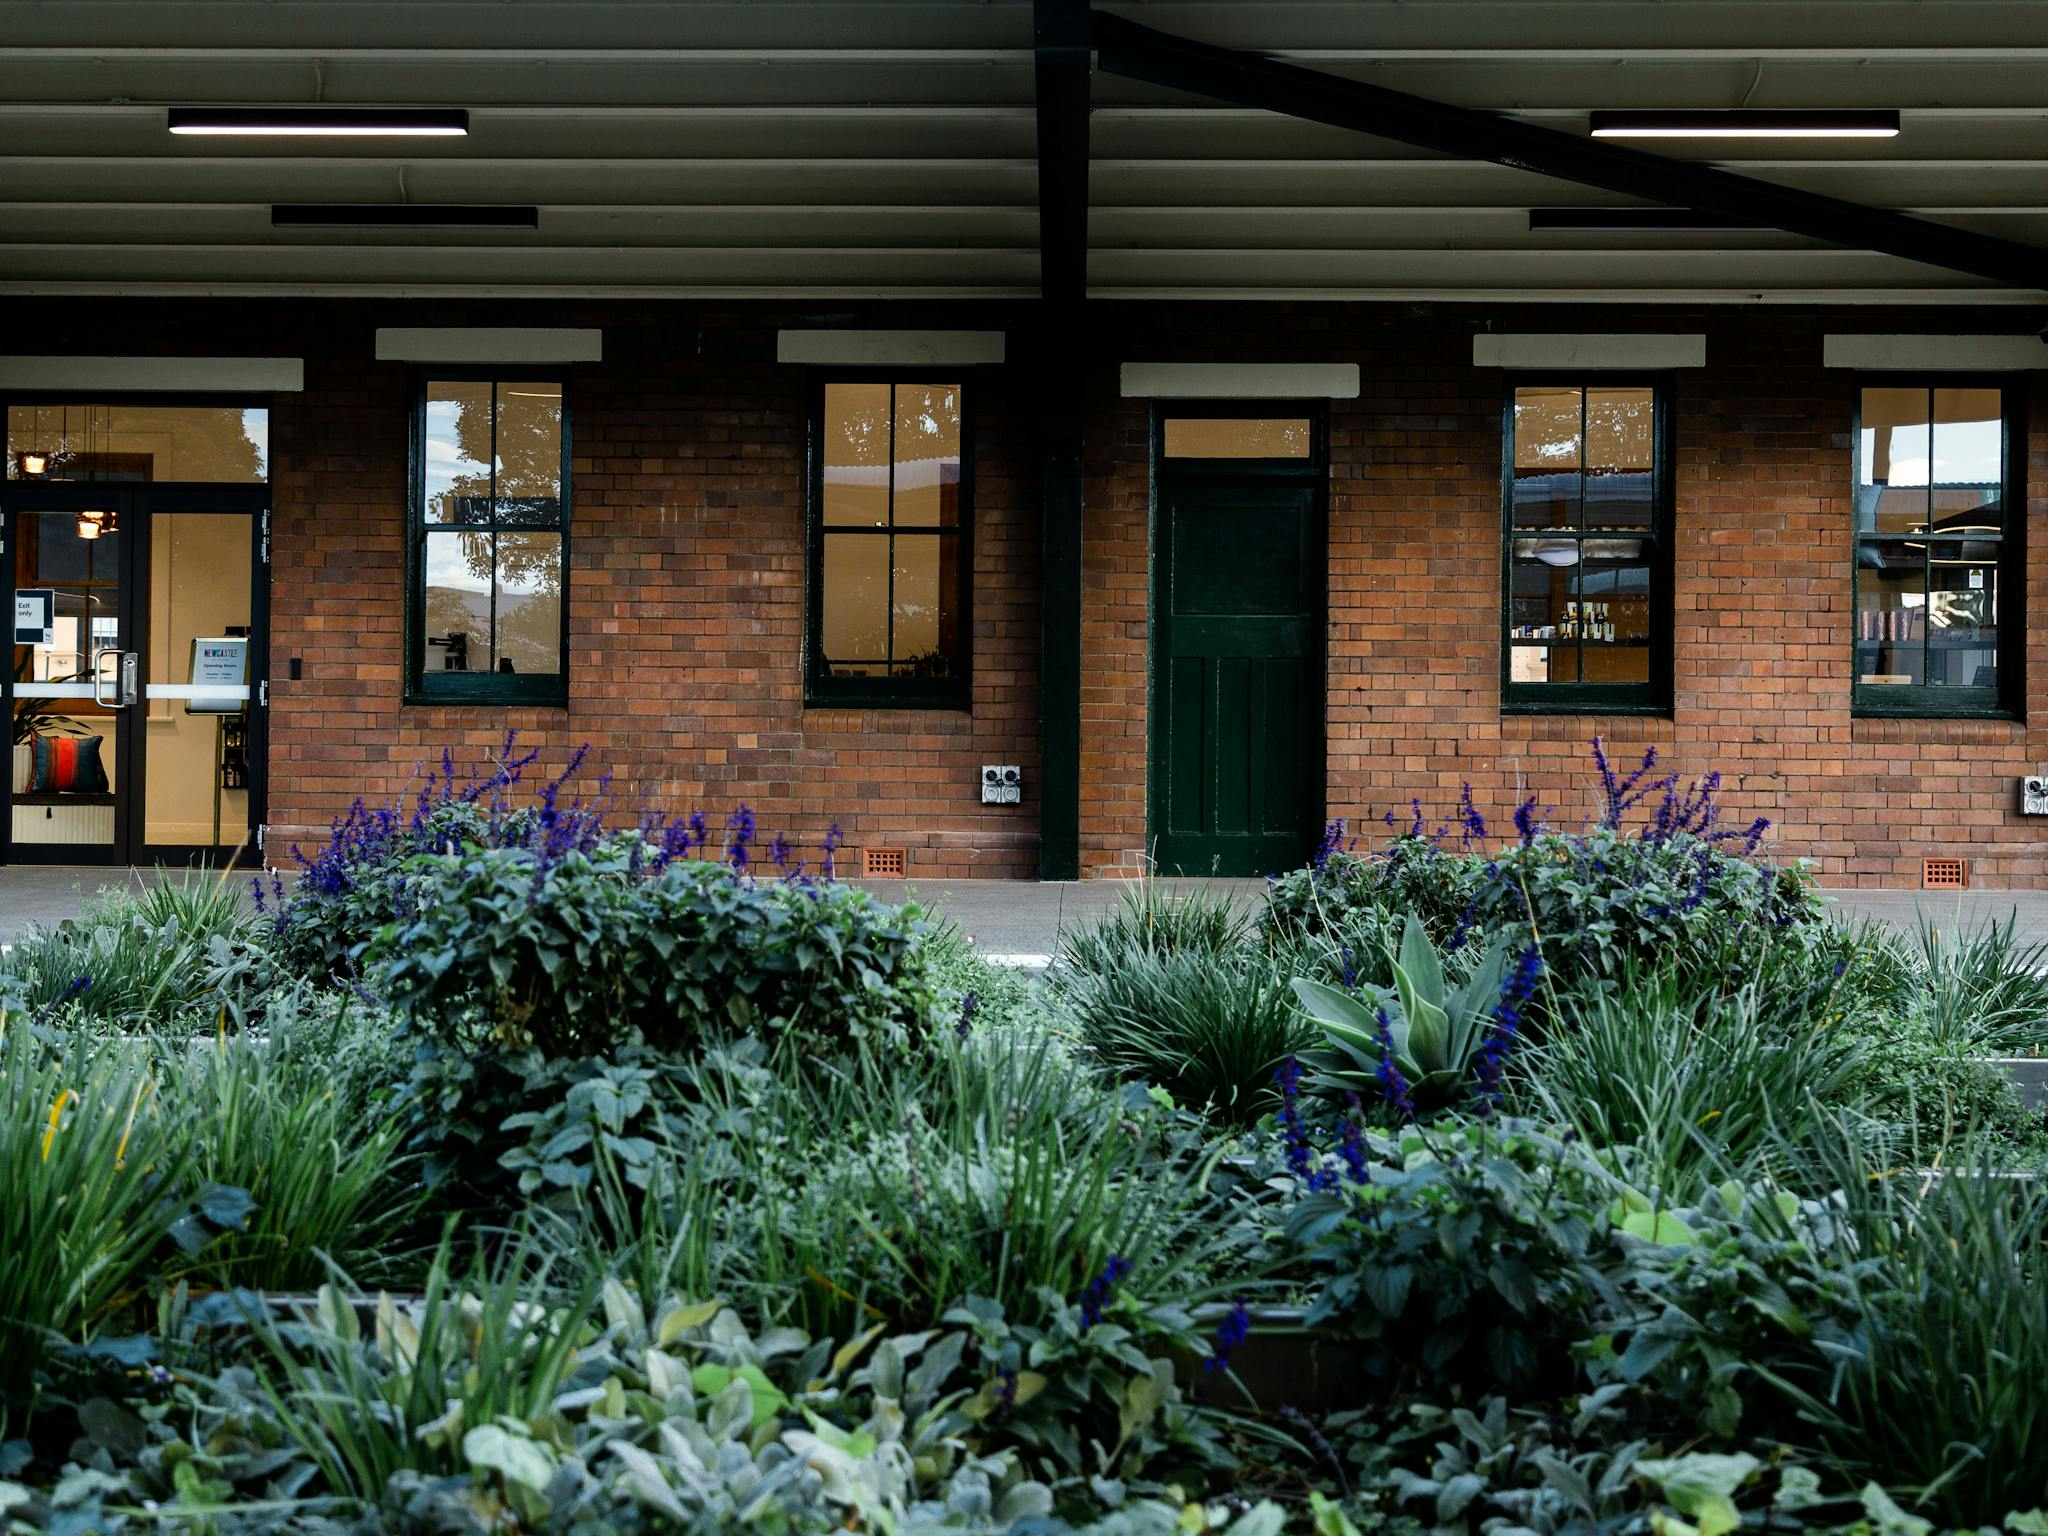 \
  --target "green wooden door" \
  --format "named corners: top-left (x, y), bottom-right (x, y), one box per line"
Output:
top-left (1151, 480), bottom-right (1321, 875)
